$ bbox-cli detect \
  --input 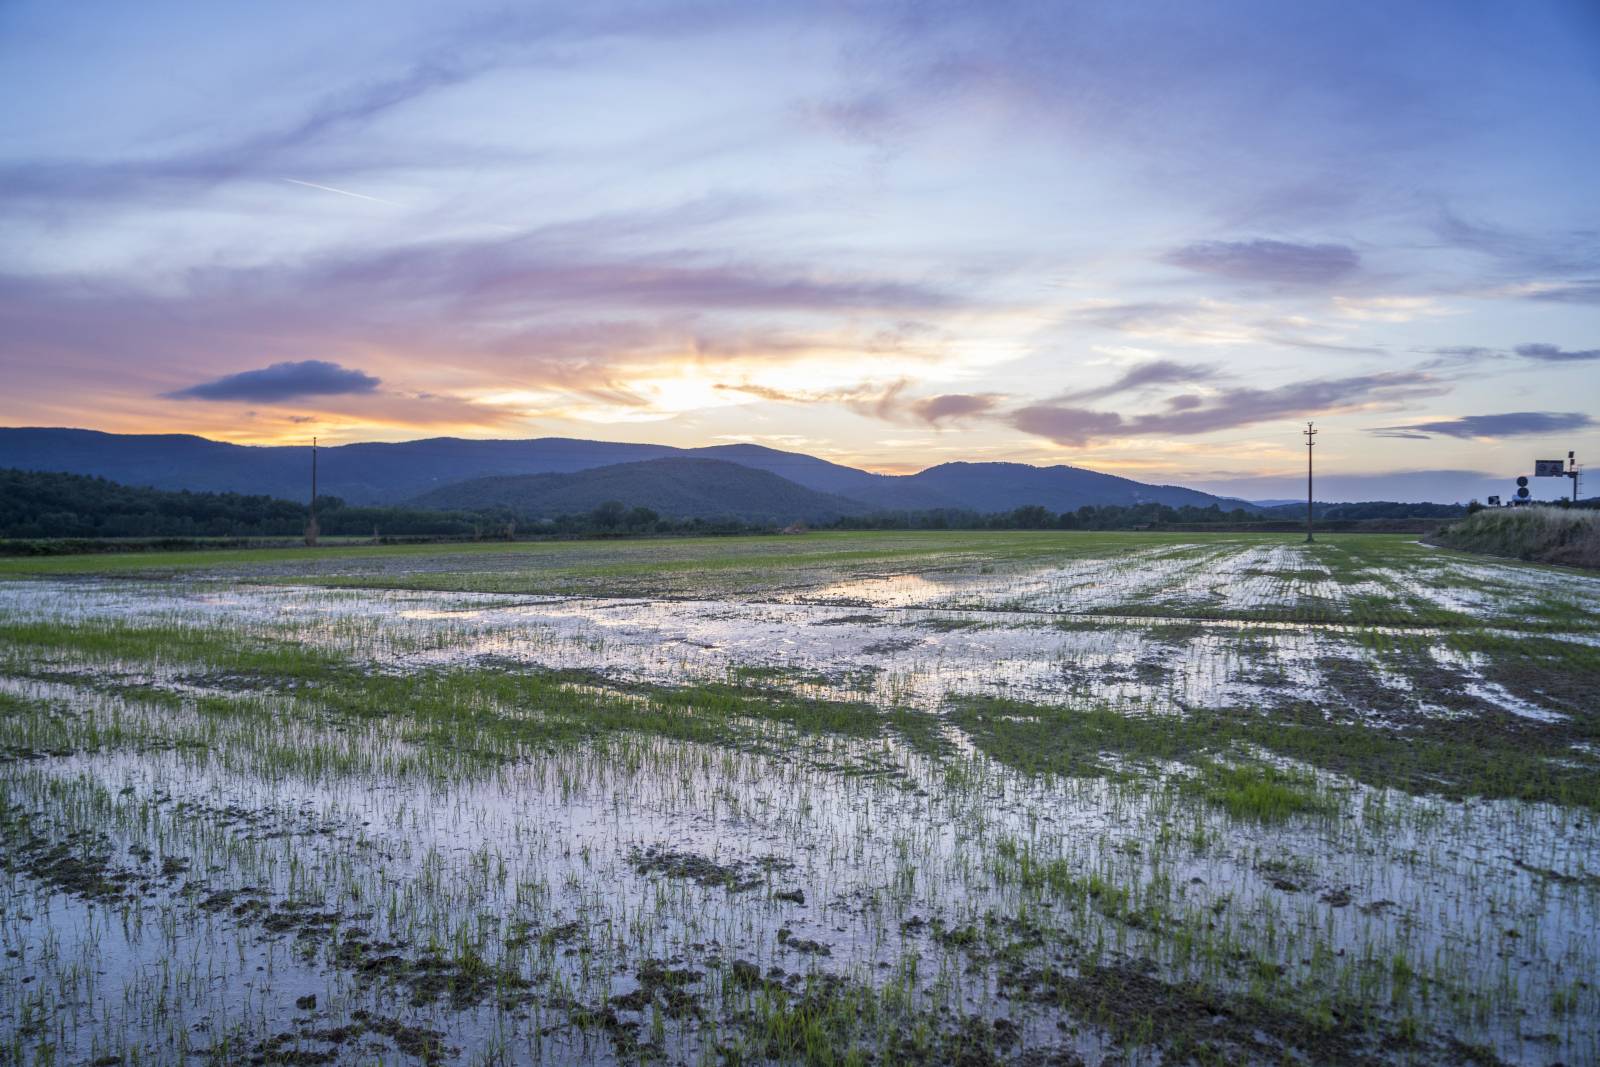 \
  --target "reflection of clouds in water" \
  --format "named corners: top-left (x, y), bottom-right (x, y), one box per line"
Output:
top-left (4, 539), bottom-right (1594, 722)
